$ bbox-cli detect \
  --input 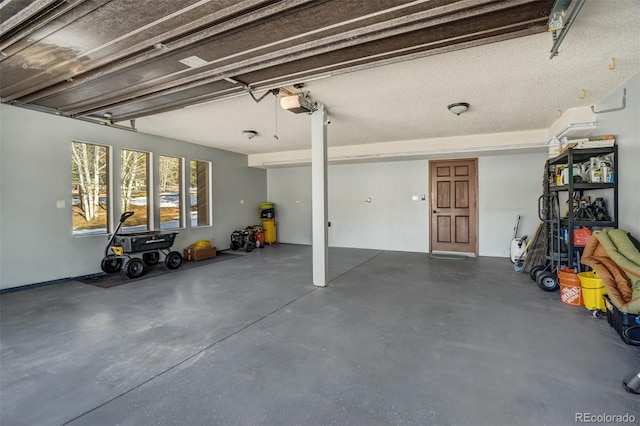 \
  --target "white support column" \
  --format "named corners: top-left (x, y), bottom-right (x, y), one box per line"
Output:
top-left (311, 103), bottom-right (328, 287)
